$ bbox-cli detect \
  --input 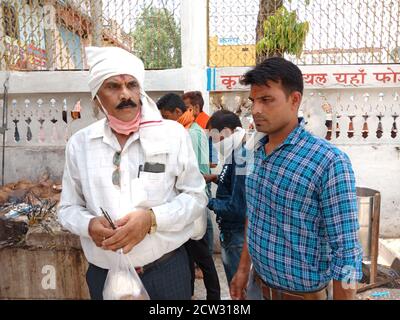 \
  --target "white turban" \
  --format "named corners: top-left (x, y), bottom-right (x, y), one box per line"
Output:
top-left (85, 46), bottom-right (161, 122)
top-left (86, 46), bottom-right (145, 99)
